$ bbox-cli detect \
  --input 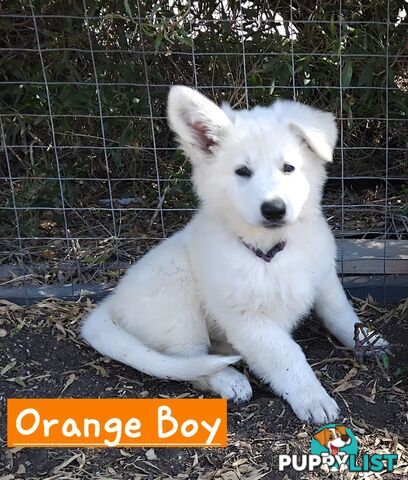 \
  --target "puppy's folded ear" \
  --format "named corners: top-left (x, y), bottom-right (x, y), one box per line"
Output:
top-left (168, 86), bottom-right (231, 157)
top-left (278, 102), bottom-right (337, 162)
